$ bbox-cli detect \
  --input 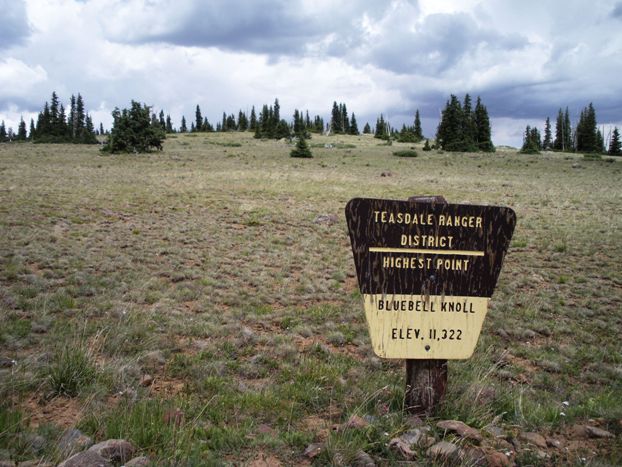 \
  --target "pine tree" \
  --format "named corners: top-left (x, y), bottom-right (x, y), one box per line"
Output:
top-left (341, 103), bottom-right (349, 134)
top-left (576, 103), bottom-right (598, 153)
top-left (543, 117), bottom-right (552, 150)
top-left (250, 106), bottom-right (257, 131)
top-left (165, 115), bottom-right (173, 133)
top-left (349, 113), bottom-right (359, 135)
top-left (609, 127), bottom-right (621, 155)
top-left (290, 133), bottom-right (312, 158)
top-left (462, 94), bottom-right (477, 150)
top-left (0, 121), bottom-right (7, 142)
top-left (375, 114), bottom-right (388, 139)
top-left (363, 122), bottom-right (371, 134)
top-left (596, 129), bottom-right (605, 153)
top-left (563, 107), bottom-right (573, 151)
top-left (413, 110), bottom-right (423, 142)
top-left (103, 101), bottom-right (165, 153)
top-left (17, 117), bottom-right (27, 141)
top-left (553, 109), bottom-right (563, 150)
top-left (474, 97), bottom-right (494, 152)
top-left (436, 95), bottom-right (464, 151)
top-left (520, 125), bottom-right (541, 154)
top-left (330, 101), bottom-right (341, 134)
top-left (195, 105), bottom-right (203, 132)
top-left (180, 116), bottom-right (187, 133)
top-left (29, 119), bottom-right (35, 140)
